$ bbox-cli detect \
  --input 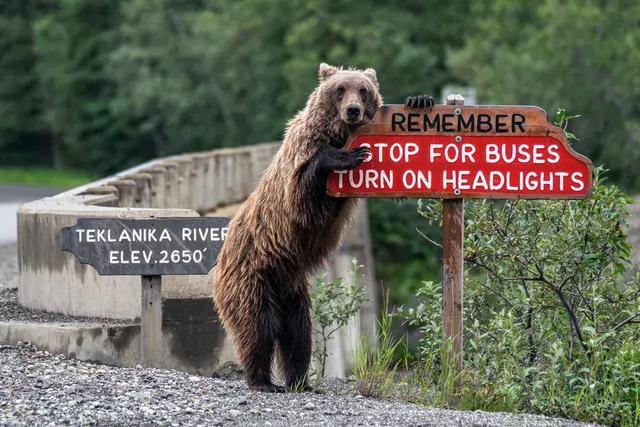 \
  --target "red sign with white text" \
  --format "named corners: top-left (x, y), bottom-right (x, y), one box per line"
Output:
top-left (327, 105), bottom-right (593, 199)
